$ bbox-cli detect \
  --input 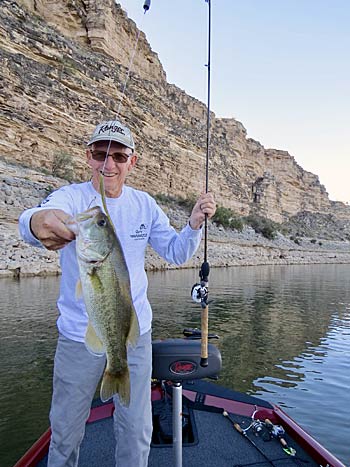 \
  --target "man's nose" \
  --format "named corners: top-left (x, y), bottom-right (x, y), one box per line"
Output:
top-left (104, 155), bottom-right (116, 168)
